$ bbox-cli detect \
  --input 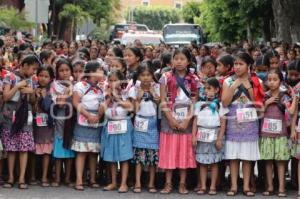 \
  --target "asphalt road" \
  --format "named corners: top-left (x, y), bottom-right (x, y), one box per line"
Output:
top-left (0, 186), bottom-right (298, 199)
